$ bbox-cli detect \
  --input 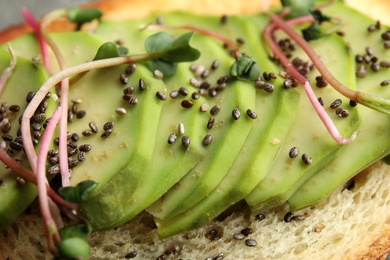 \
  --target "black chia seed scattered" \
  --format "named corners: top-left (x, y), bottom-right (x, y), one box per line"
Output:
top-left (233, 233), bottom-right (245, 240)
top-left (211, 59), bottom-right (220, 70)
top-left (139, 78), bottom-right (146, 91)
top-left (156, 91), bottom-right (167, 101)
top-left (76, 110), bottom-right (86, 119)
top-left (330, 99), bottom-right (342, 109)
top-left (168, 133), bottom-right (177, 144)
top-left (318, 97), bottom-right (324, 106)
top-left (181, 136), bottom-right (190, 147)
top-left (380, 80), bottom-right (390, 87)
top-left (191, 92), bottom-right (200, 100)
top-left (169, 90), bottom-right (179, 99)
top-left (255, 213), bottom-right (266, 221)
top-left (125, 64), bottom-right (137, 75)
top-left (335, 108), bottom-right (350, 118)
top-left (88, 122), bottom-right (98, 133)
top-left (210, 105), bottom-right (221, 115)
top-left (244, 239), bottom-right (257, 247)
top-left (232, 108), bottom-right (241, 120)
top-left (181, 100), bottom-right (193, 108)
top-left (240, 227), bottom-right (253, 237)
top-left (179, 87), bottom-right (189, 96)
top-left (246, 109), bottom-right (257, 119)
top-left (207, 117), bottom-right (215, 129)
top-left (289, 147), bottom-right (299, 158)
top-left (79, 144), bottom-right (92, 152)
top-left (284, 212), bottom-right (295, 223)
top-left (302, 153), bottom-right (313, 165)
top-left (202, 134), bottom-right (213, 146)
top-left (119, 73), bottom-right (128, 84)
top-left (8, 105), bottom-right (20, 113)
top-left (349, 100), bottom-right (358, 107)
